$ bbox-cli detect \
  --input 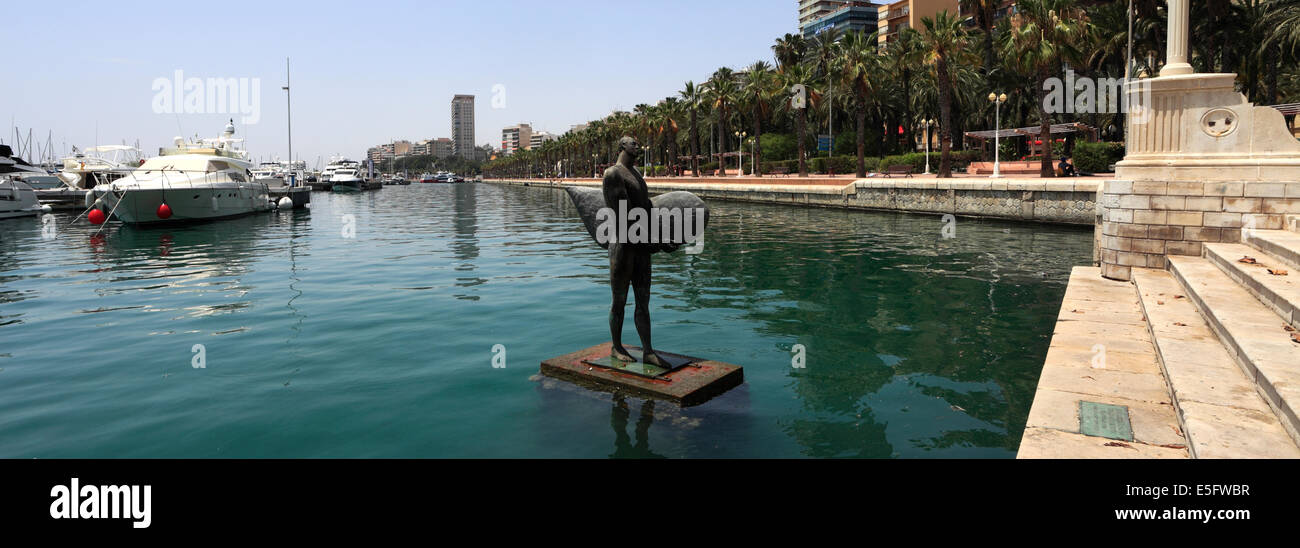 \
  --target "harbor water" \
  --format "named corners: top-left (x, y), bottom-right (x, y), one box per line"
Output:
top-left (0, 183), bottom-right (1093, 458)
